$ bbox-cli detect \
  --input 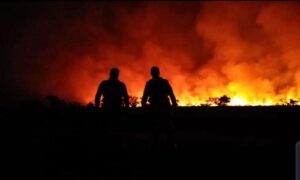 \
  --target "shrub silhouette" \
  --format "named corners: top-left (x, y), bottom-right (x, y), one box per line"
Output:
top-left (289, 99), bottom-right (298, 106)
top-left (218, 95), bottom-right (231, 106)
top-left (206, 97), bottom-right (219, 106)
top-left (46, 95), bottom-right (67, 108)
top-left (128, 96), bottom-right (140, 108)
top-left (278, 98), bottom-right (299, 106)
top-left (206, 95), bottom-right (231, 106)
